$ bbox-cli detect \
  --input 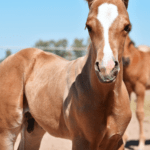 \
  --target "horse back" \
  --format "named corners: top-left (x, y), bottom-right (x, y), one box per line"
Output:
top-left (23, 50), bottom-right (85, 138)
